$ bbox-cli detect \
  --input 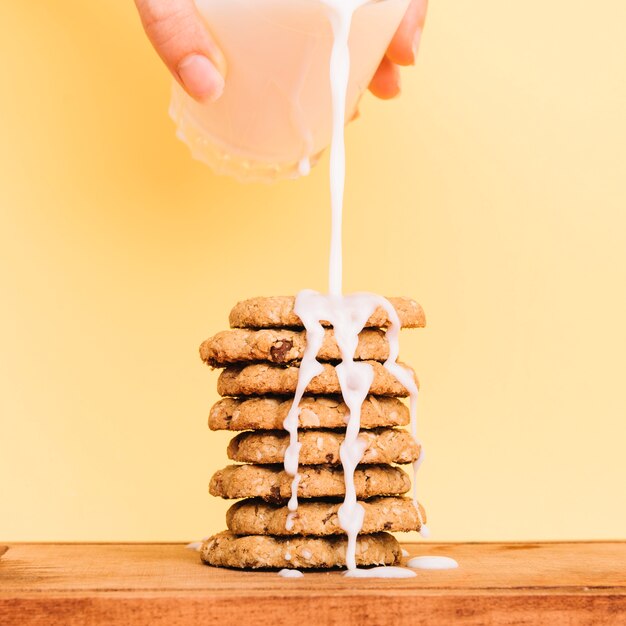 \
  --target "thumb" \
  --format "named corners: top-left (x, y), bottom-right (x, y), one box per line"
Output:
top-left (135, 0), bottom-right (226, 102)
